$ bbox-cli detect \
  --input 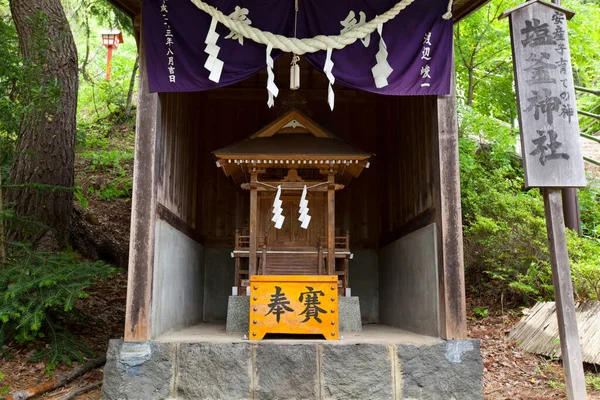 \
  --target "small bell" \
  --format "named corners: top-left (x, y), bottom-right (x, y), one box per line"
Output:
top-left (290, 54), bottom-right (300, 90)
